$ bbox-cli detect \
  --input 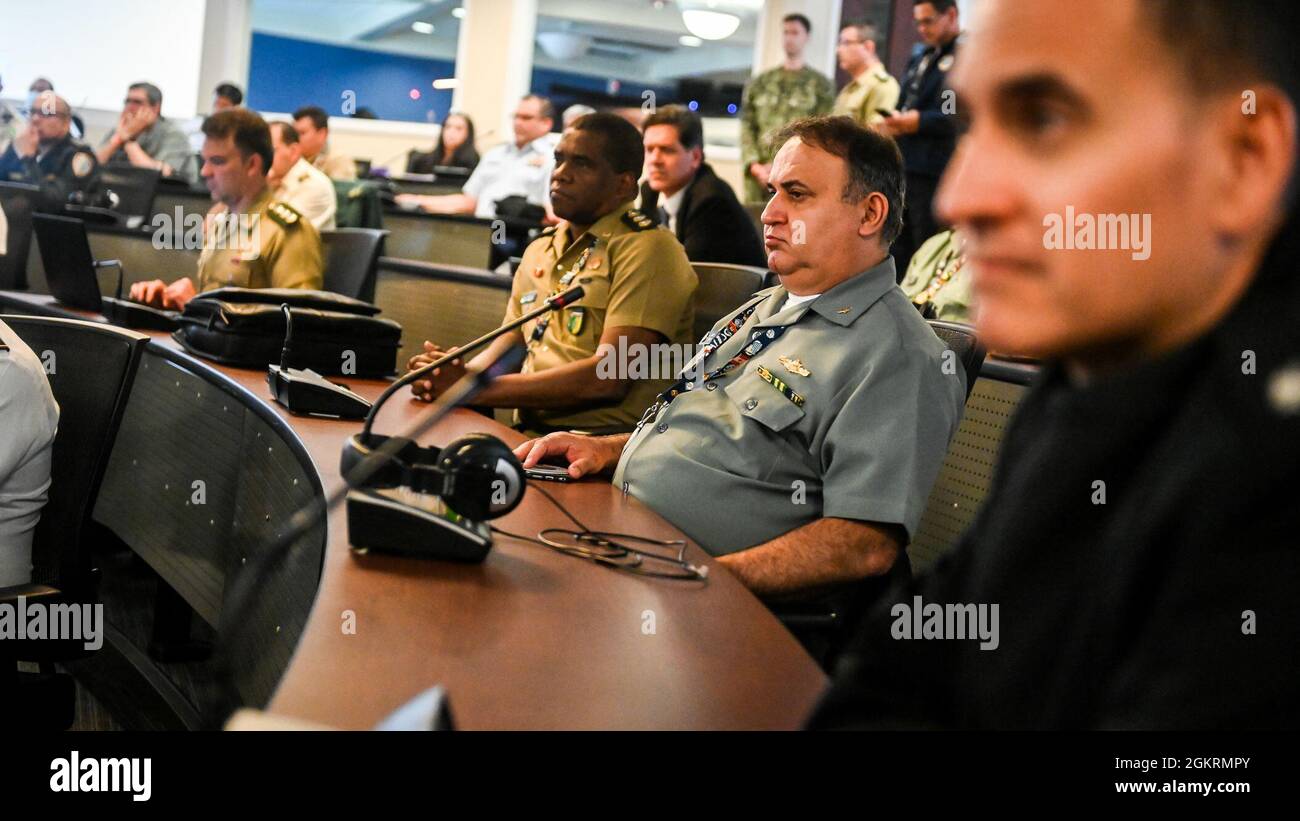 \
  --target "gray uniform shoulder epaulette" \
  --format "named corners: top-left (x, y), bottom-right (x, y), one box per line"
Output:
top-left (267, 200), bottom-right (303, 228)
top-left (621, 209), bottom-right (656, 232)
